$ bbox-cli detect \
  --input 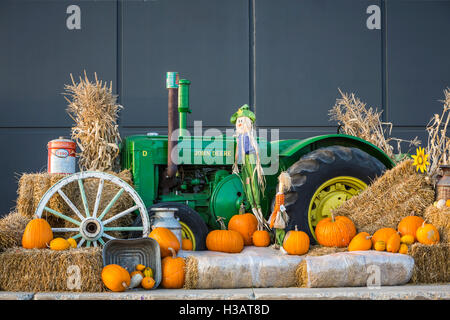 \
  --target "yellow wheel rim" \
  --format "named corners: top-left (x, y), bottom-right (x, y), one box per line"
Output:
top-left (180, 221), bottom-right (196, 250)
top-left (308, 176), bottom-right (367, 240)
